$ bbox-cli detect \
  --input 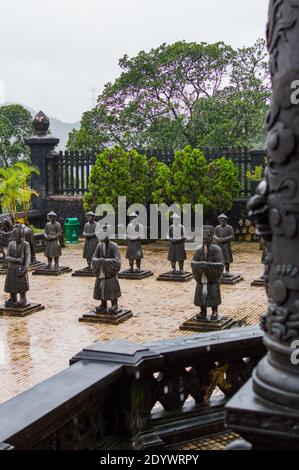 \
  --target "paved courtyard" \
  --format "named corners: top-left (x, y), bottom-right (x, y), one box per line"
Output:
top-left (0, 241), bottom-right (267, 404)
